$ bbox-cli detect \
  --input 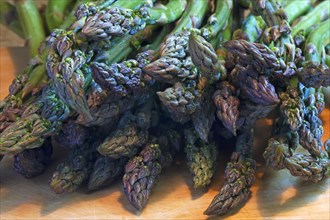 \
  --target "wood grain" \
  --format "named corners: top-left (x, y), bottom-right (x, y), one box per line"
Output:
top-left (0, 48), bottom-right (329, 219)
